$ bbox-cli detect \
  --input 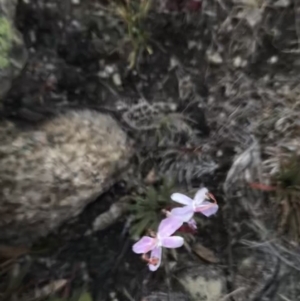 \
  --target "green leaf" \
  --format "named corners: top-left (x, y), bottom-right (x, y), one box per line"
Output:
top-left (78, 291), bottom-right (93, 301)
top-left (130, 215), bottom-right (153, 237)
top-left (133, 196), bottom-right (146, 204)
top-left (48, 298), bottom-right (66, 301)
top-left (146, 186), bottom-right (158, 203)
top-left (69, 288), bottom-right (86, 301)
top-left (132, 211), bottom-right (148, 221)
